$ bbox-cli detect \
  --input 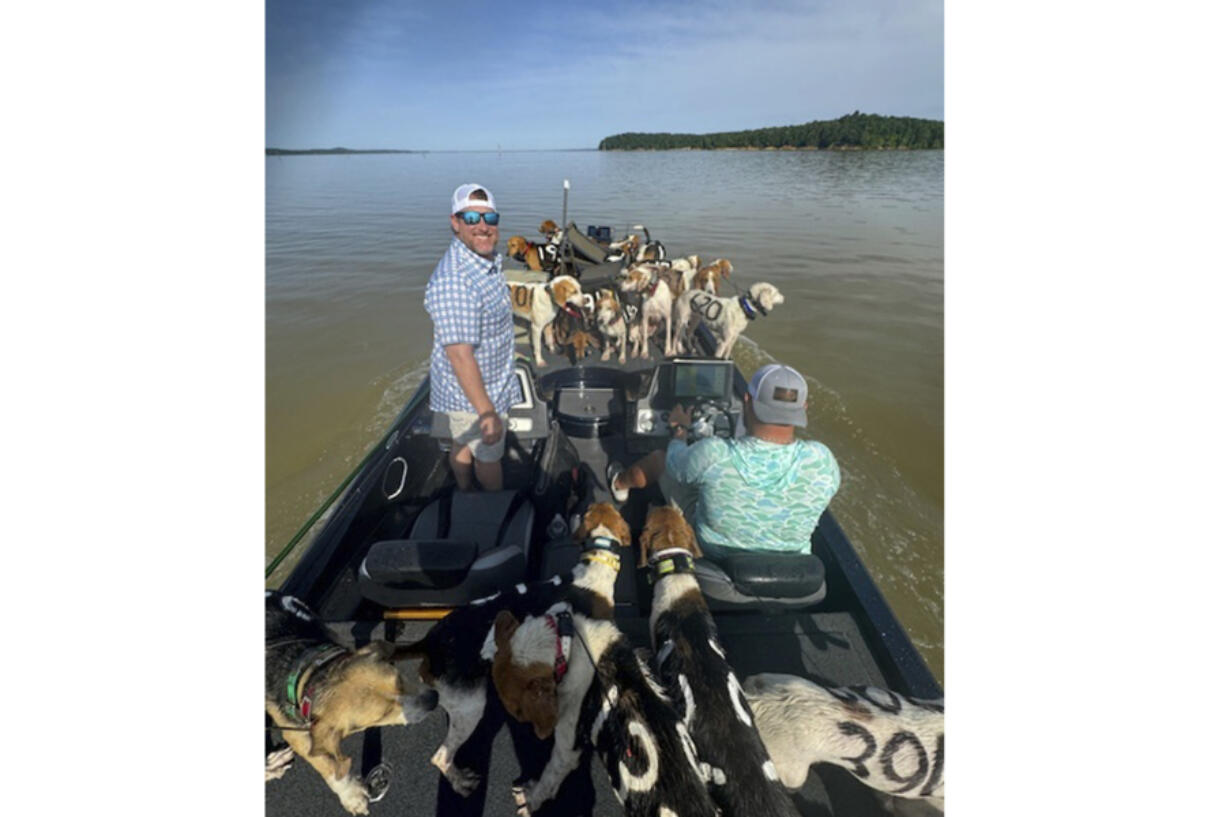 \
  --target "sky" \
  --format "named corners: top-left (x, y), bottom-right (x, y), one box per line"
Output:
top-left (266, 0), bottom-right (943, 151)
